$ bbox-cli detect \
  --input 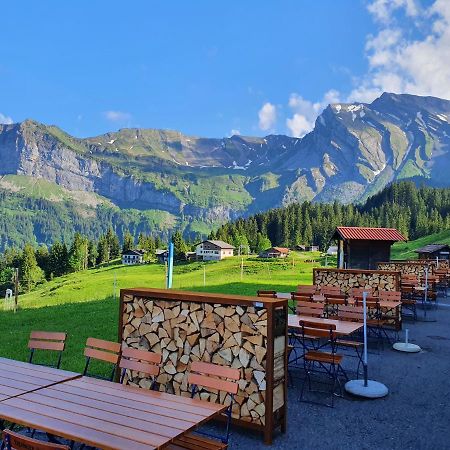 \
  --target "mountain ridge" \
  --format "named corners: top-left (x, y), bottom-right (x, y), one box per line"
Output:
top-left (1, 92), bottom-right (450, 248)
